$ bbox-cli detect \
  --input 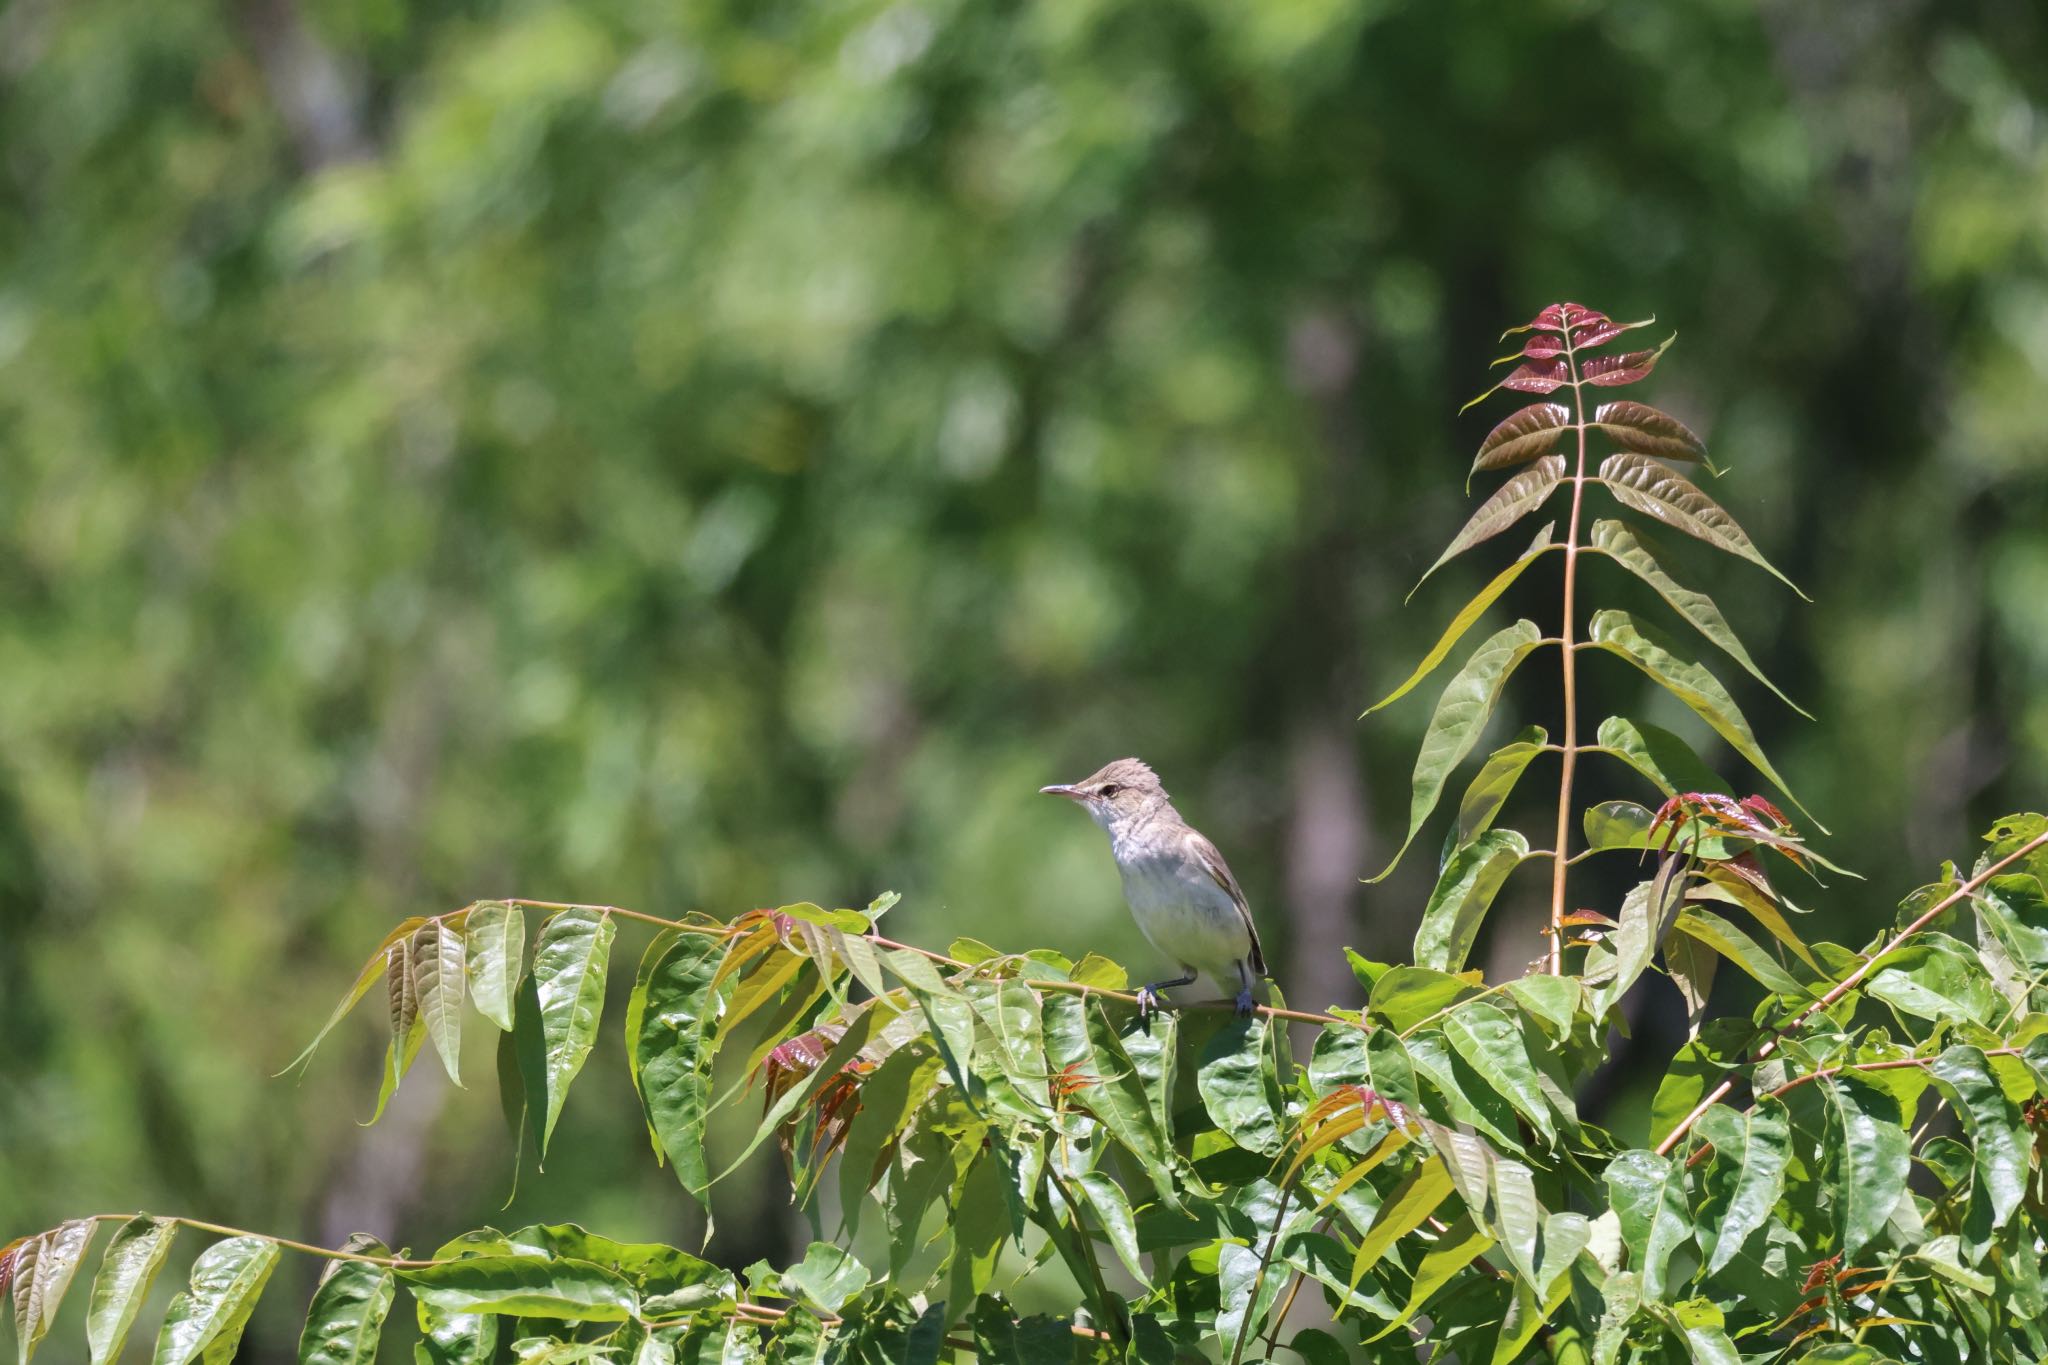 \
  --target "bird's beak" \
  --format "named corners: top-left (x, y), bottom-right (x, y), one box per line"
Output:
top-left (1039, 784), bottom-right (1086, 801)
